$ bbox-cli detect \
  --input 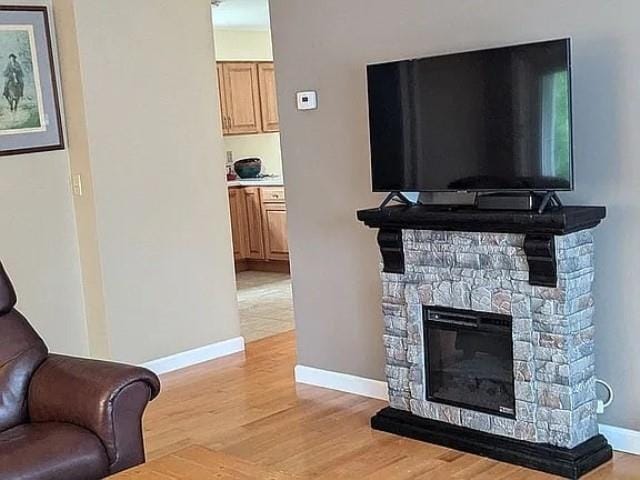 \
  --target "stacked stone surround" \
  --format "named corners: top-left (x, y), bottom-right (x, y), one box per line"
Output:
top-left (381, 229), bottom-right (598, 449)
